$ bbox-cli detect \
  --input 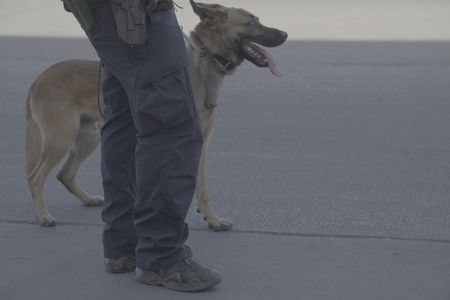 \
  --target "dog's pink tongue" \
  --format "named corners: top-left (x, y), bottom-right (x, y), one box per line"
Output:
top-left (259, 47), bottom-right (282, 77)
